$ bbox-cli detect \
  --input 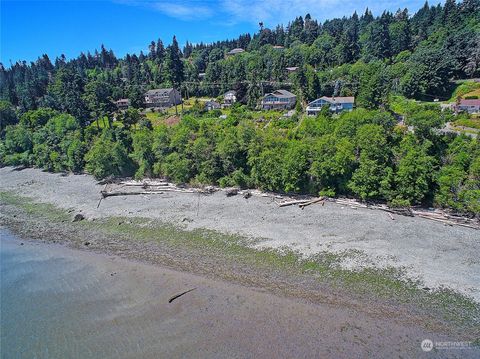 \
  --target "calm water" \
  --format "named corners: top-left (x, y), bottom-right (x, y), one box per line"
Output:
top-left (1, 229), bottom-right (208, 359)
top-left (2, 229), bottom-right (477, 359)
